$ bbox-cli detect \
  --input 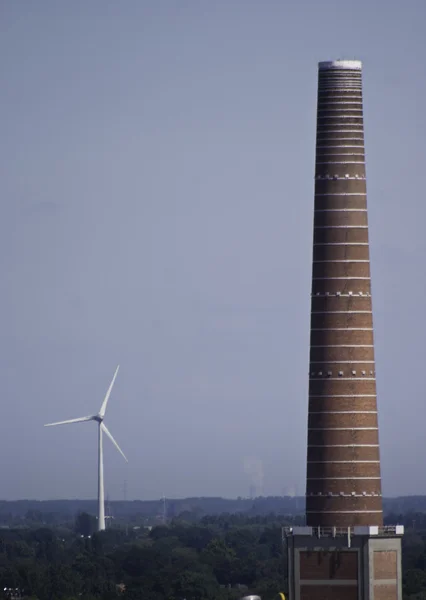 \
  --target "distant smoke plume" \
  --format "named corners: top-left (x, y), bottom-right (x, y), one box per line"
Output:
top-left (243, 456), bottom-right (264, 497)
top-left (286, 485), bottom-right (297, 498)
